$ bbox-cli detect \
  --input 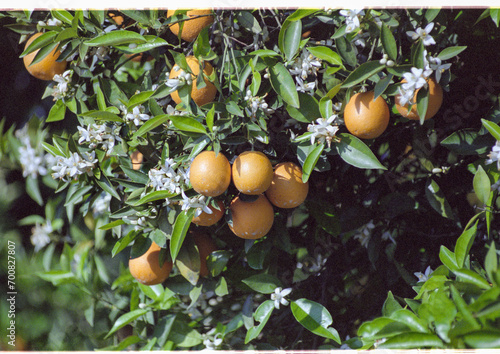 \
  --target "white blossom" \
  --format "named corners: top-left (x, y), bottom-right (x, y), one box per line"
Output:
top-left (340, 9), bottom-right (365, 33)
top-left (428, 56), bottom-right (451, 83)
top-left (271, 287), bottom-right (292, 309)
top-left (406, 22), bottom-right (436, 46)
top-left (148, 158), bottom-right (189, 194)
top-left (203, 332), bottom-right (223, 350)
top-left (122, 105), bottom-right (151, 126)
top-left (31, 221), bottom-right (53, 252)
top-left (414, 265), bottom-right (433, 283)
top-left (486, 141), bottom-right (500, 170)
top-left (18, 144), bottom-right (47, 179)
top-left (295, 76), bottom-right (316, 93)
top-left (288, 49), bottom-right (322, 80)
top-left (51, 70), bottom-right (72, 100)
top-left (165, 66), bottom-right (192, 92)
top-left (51, 151), bottom-right (97, 182)
top-left (180, 191), bottom-right (212, 217)
top-left (402, 67), bottom-right (428, 92)
top-left (77, 123), bottom-right (122, 154)
top-left (244, 90), bottom-right (275, 118)
top-left (353, 220), bottom-right (375, 248)
top-left (307, 114), bottom-right (339, 147)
